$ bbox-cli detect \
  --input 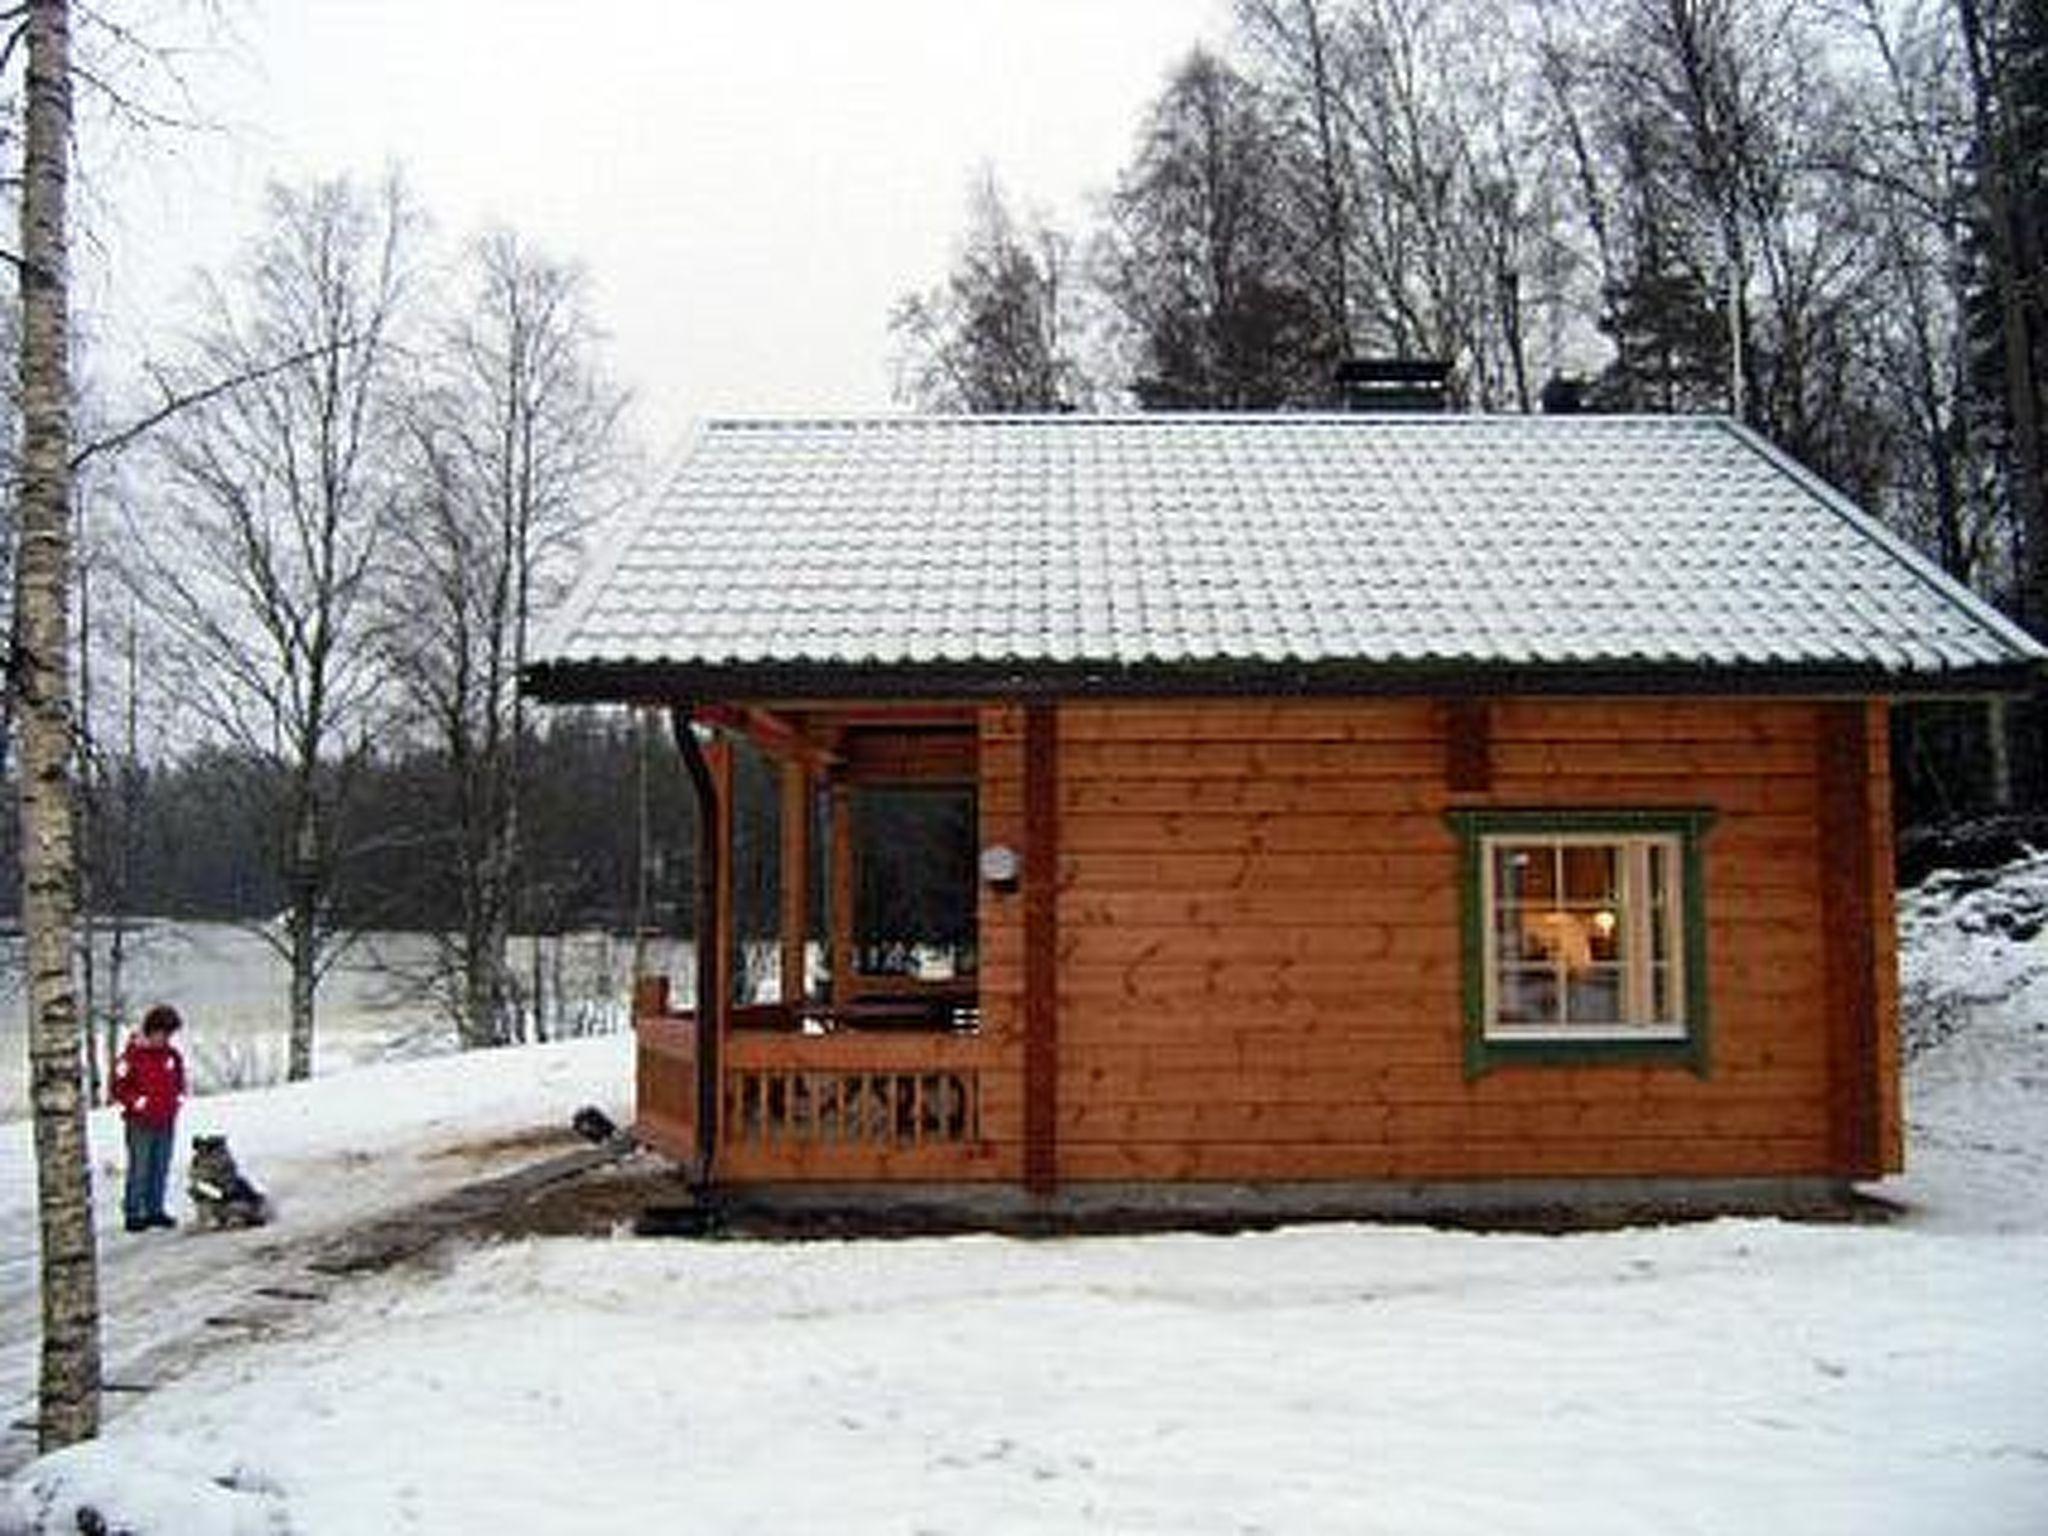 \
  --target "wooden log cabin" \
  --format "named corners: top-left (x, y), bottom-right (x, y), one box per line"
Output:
top-left (525, 414), bottom-right (2045, 1216)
